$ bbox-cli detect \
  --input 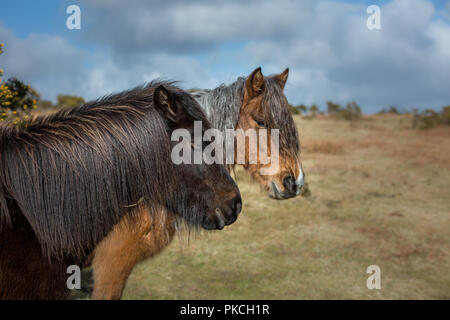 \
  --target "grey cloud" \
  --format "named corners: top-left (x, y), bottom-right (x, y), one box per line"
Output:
top-left (79, 0), bottom-right (312, 56)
